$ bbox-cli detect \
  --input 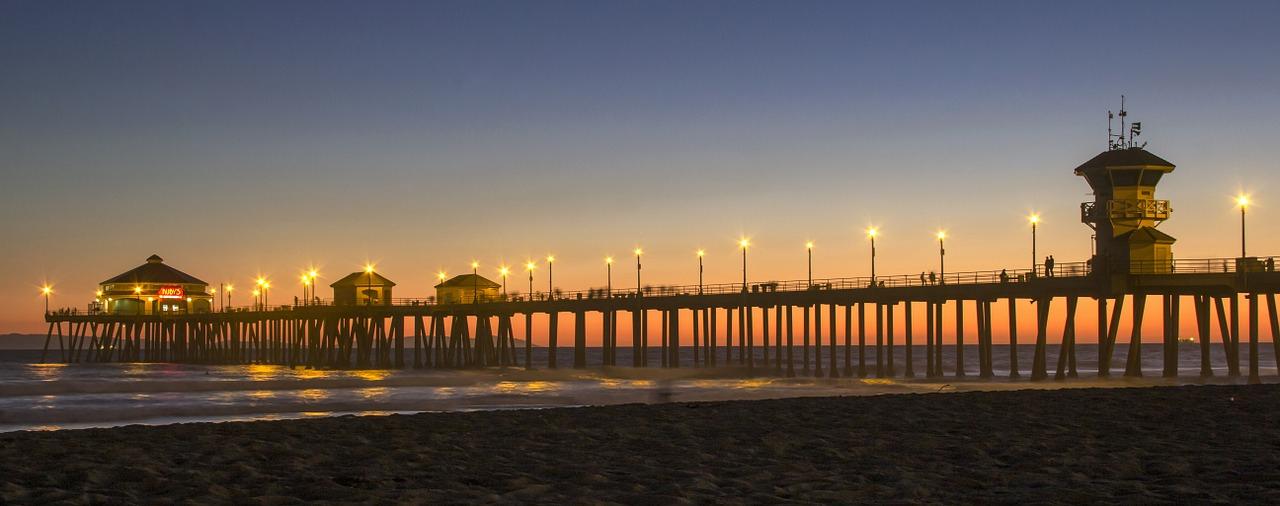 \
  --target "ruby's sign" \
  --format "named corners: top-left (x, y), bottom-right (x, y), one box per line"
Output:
top-left (157, 286), bottom-right (185, 299)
